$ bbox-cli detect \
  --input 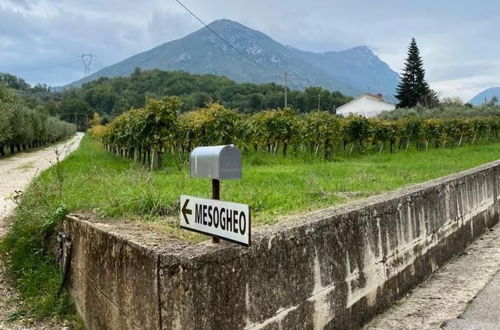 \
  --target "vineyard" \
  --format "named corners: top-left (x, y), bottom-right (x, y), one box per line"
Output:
top-left (0, 90), bottom-right (76, 157)
top-left (90, 96), bottom-right (500, 169)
